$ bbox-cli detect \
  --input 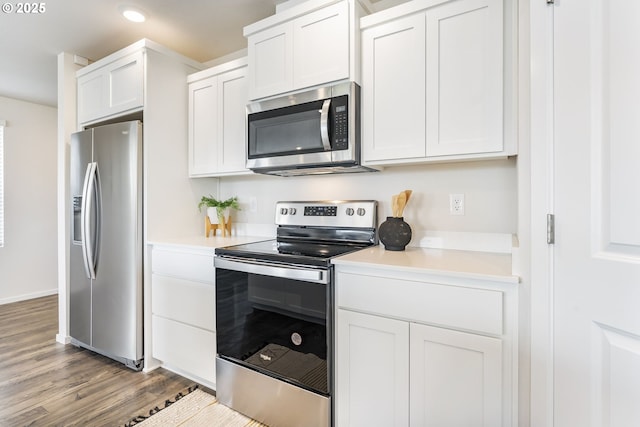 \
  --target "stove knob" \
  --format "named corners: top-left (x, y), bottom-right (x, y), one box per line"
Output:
top-left (289, 207), bottom-right (297, 215)
top-left (345, 207), bottom-right (355, 216)
top-left (357, 208), bottom-right (366, 216)
top-left (280, 208), bottom-right (288, 215)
